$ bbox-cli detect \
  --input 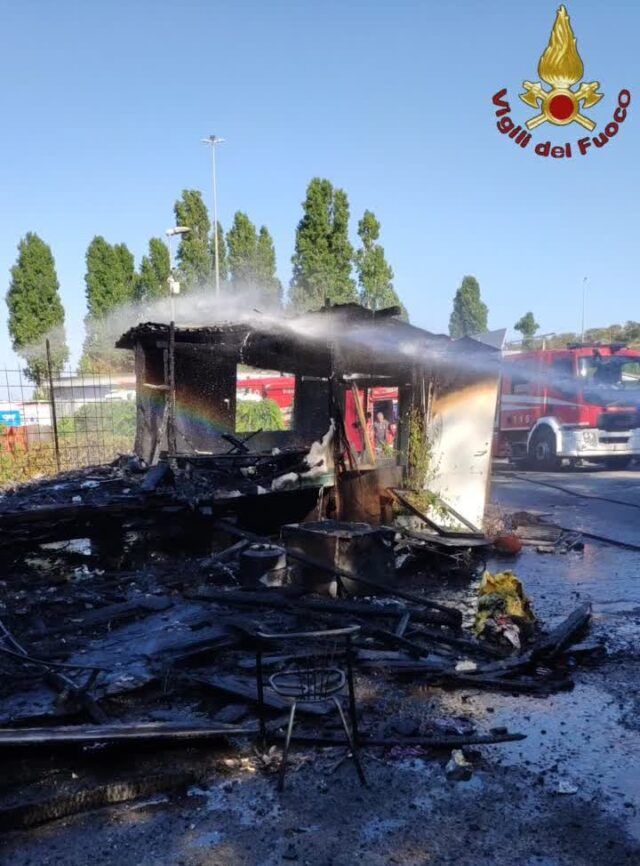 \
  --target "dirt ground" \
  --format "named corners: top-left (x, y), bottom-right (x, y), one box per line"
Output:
top-left (2, 467), bottom-right (640, 866)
